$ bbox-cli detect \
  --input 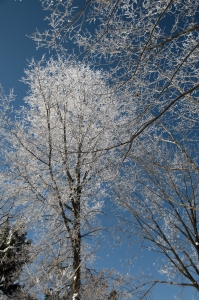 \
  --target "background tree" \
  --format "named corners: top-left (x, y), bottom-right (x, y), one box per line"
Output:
top-left (0, 219), bottom-right (33, 299)
top-left (112, 122), bottom-right (199, 296)
top-left (0, 86), bottom-right (17, 227)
